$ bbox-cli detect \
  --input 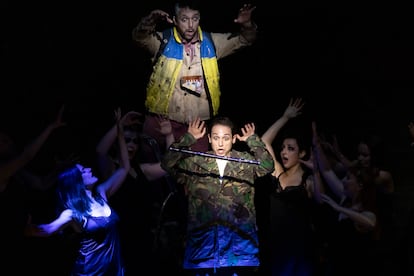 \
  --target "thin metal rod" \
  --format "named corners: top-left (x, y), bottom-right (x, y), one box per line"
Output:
top-left (168, 147), bottom-right (260, 165)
